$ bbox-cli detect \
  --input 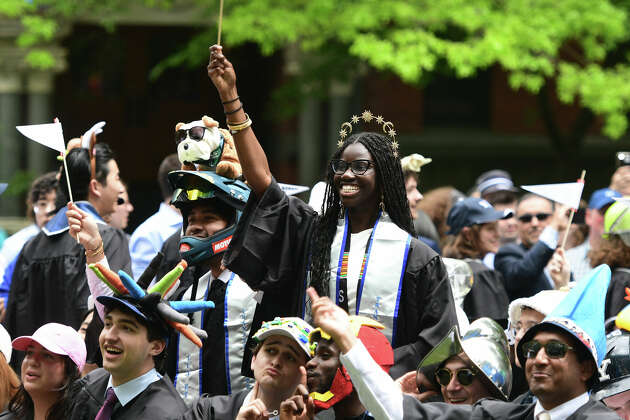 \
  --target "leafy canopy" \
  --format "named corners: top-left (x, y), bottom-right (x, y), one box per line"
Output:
top-left (4, 0), bottom-right (630, 138)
